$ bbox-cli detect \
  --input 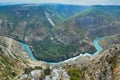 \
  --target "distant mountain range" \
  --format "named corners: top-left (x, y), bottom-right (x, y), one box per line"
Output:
top-left (0, 4), bottom-right (120, 80)
top-left (0, 4), bottom-right (120, 62)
